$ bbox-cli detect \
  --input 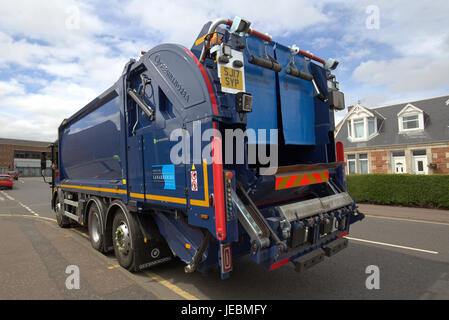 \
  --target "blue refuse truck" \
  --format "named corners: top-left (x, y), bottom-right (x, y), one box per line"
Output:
top-left (46, 17), bottom-right (364, 279)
